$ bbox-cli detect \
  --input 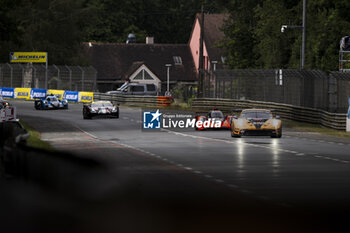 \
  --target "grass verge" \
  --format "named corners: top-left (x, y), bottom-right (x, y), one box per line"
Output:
top-left (282, 119), bottom-right (350, 138)
top-left (19, 120), bottom-right (55, 151)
